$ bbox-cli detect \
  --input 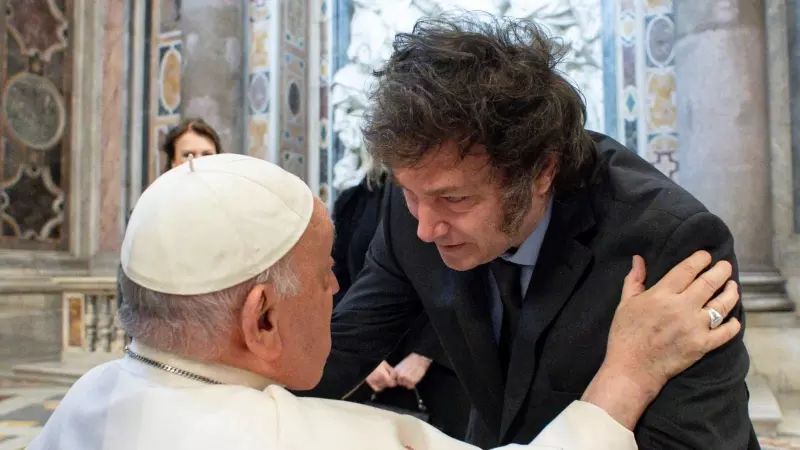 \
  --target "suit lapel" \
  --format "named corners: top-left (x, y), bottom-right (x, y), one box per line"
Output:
top-left (499, 191), bottom-right (596, 439)
top-left (424, 250), bottom-right (505, 431)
